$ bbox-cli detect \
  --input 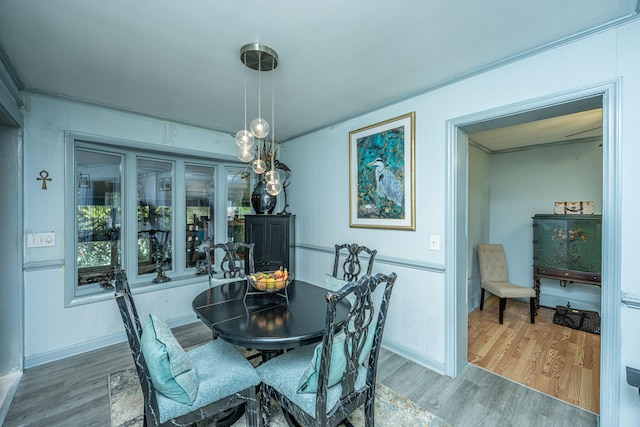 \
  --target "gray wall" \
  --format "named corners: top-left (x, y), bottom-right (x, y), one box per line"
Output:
top-left (468, 145), bottom-right (491, 310)
top-left (0, 125), bottom-right (23, 375)
top-left (0, 124), bottom-right (23, 424)
top-left (488, 139), bottom-right (603, 311)
top-left (467, 139), bottom-right (603, 312)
